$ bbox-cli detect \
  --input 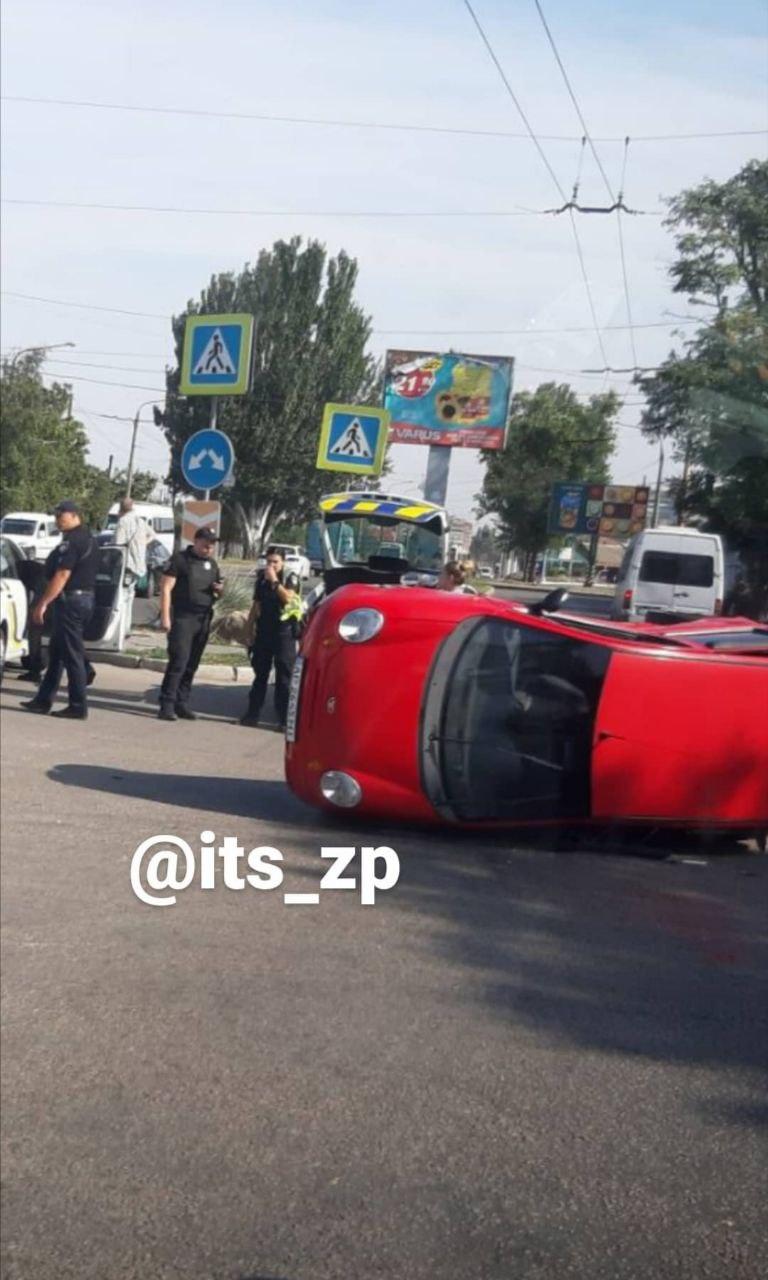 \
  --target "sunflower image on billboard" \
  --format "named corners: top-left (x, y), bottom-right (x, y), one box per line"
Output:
top-left (384, 349), bottom-right (514, 450)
